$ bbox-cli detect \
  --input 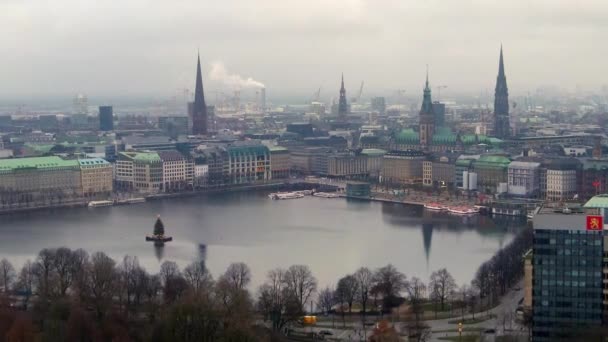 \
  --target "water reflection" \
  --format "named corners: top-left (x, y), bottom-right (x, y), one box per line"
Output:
top-left (381, 202), bottom-right (526, 268)
top-left (154, 245), bottom-right (164, 261)
top-left (0, 191), bottom-right (525, 288)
